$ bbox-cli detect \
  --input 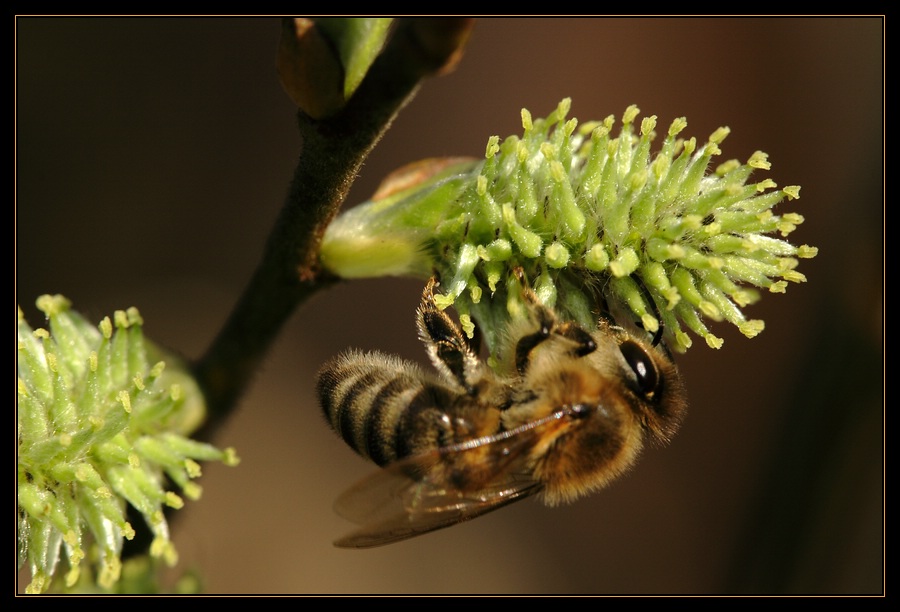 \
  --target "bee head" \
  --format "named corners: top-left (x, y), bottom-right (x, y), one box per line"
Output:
top-left (614, 330), bottom-right (688, 444)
